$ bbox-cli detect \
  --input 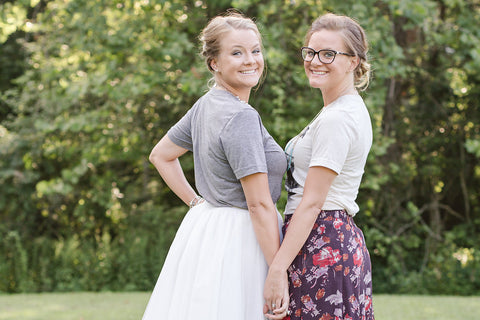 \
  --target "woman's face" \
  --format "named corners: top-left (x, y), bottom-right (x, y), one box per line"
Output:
top-left (212, 29), bottom-right (264, 97)
top-left (304, 29), bottom-right (357, 94)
